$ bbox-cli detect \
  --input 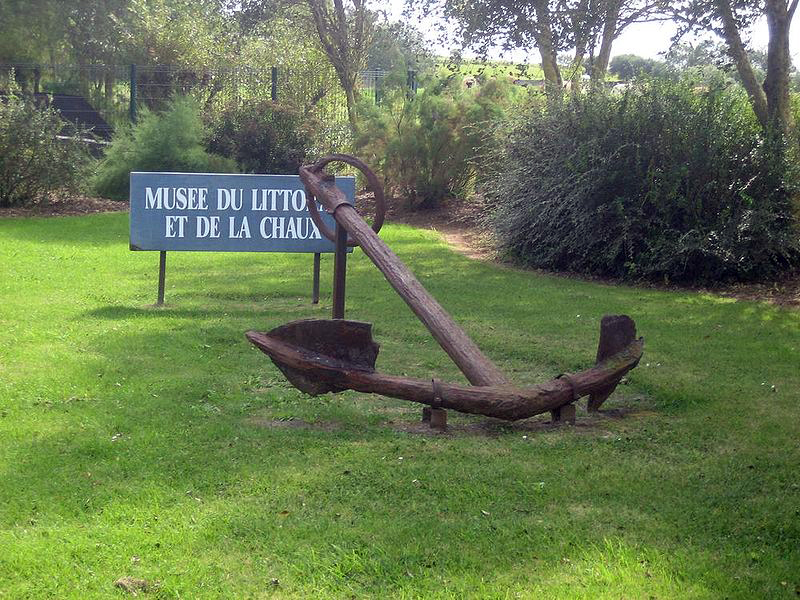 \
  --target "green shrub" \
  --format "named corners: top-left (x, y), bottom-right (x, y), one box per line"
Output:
top-left (0, 92), bottom-right (90, 207)
top-left (355, 76), bottom-right (513, 209)
top-left (92, 97), bottom-right (235, 200)
top-left (609, 54), bottom-right (670, 80)
top-left (206, 100), bottom-right (315, 175)
top-left (487, 78), bottom-right (800, 283)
